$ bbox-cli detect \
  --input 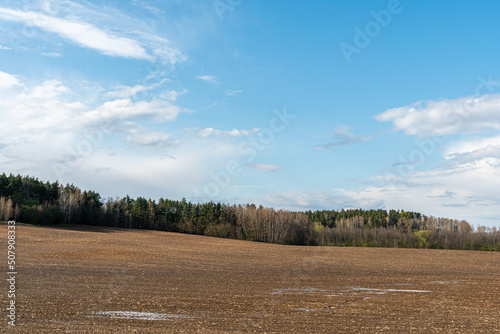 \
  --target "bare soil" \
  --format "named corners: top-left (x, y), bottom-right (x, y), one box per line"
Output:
top-left (1, 224), bottom-right (499, 333)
